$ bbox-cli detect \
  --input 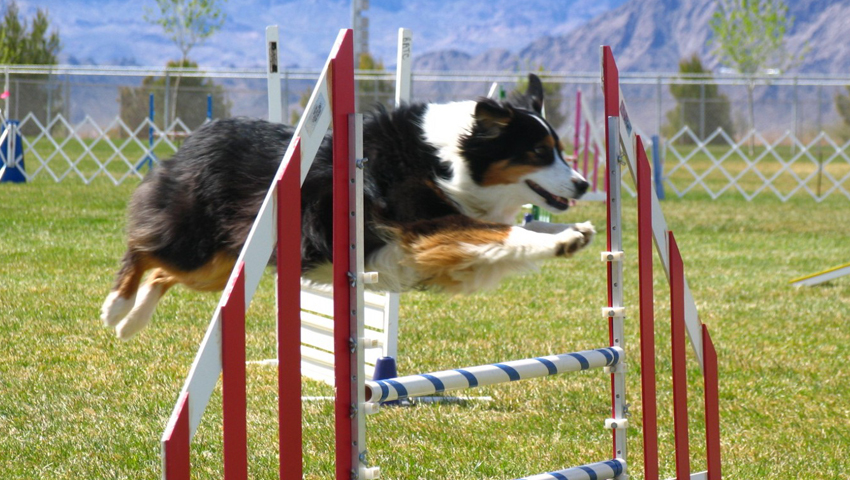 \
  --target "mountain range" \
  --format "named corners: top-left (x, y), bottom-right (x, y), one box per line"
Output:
top-left (413, 0), bottom-right (850, 74)
top-left (13, 0), bottom-right (849, 74)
